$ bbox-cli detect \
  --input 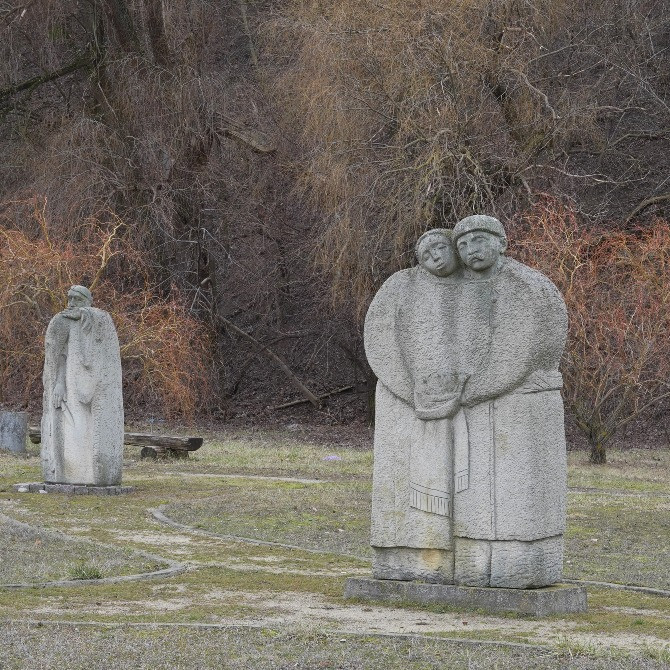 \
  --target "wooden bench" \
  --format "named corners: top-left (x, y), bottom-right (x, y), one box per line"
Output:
top-left (28, 427), bottom-right (203, 459)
